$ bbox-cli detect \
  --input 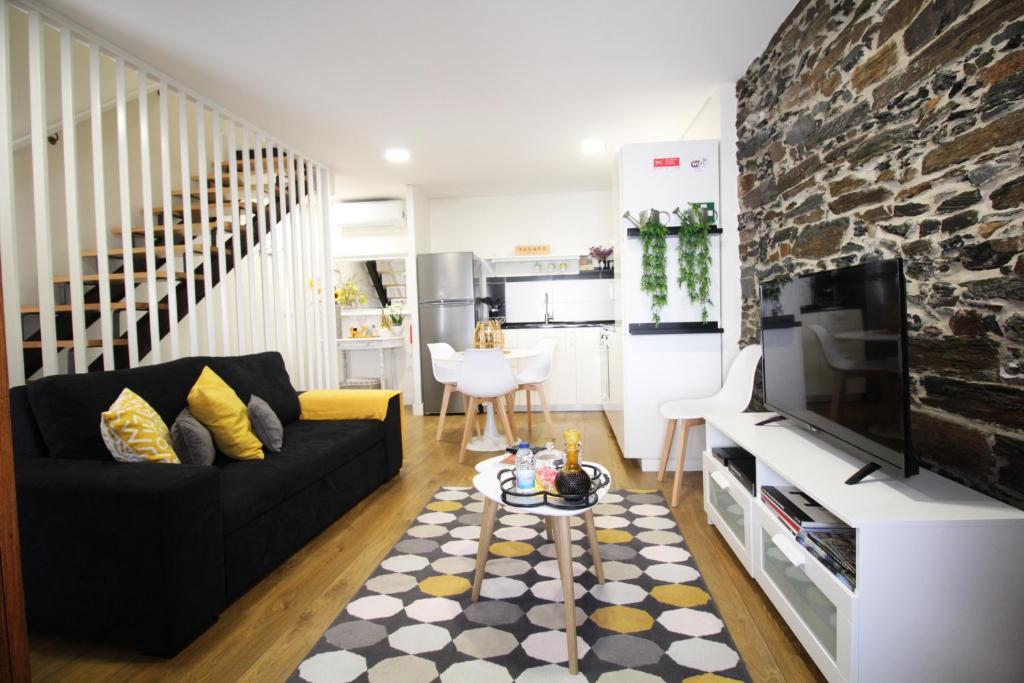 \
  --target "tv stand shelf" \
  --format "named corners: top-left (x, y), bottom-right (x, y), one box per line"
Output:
top-left (703, 412), bottom-right (1024, 683)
